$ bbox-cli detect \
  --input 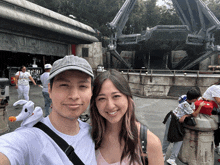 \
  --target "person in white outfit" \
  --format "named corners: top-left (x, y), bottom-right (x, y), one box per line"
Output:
top-left (202, 84), bottom-right (220, 154)
top-left (15, 66), bottom-right (37, 101)
top-left (40, 64), bottom-right (52, 117)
